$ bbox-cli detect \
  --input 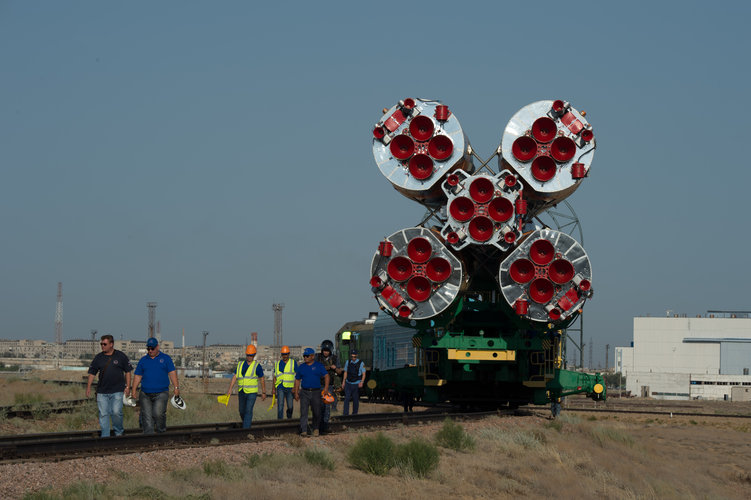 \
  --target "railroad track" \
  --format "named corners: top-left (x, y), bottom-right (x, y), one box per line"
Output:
top-left (556, 406), bottom-right (751, 419)
top-left (0, 408), bottom-right (506, 463)
top-left (0, 399), bottom-right (90, 419)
